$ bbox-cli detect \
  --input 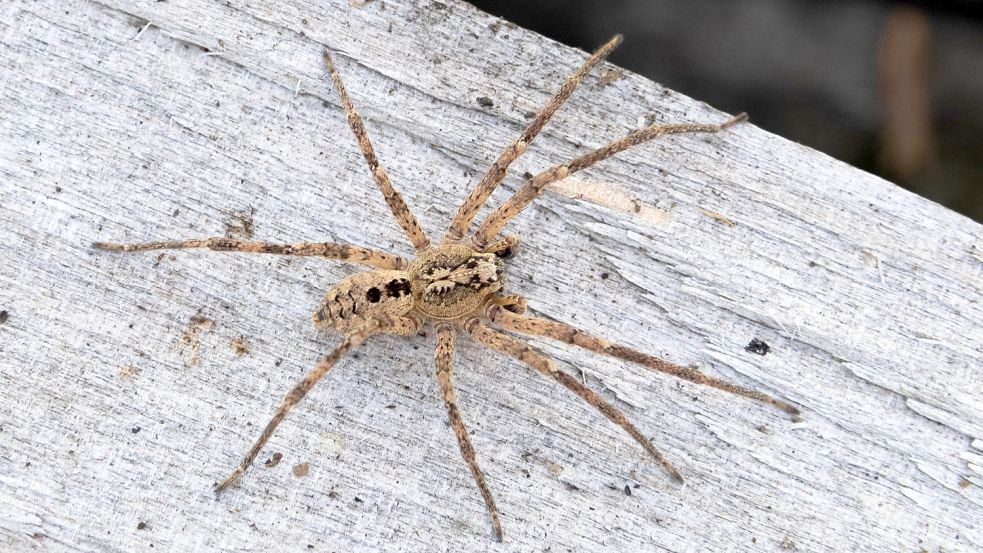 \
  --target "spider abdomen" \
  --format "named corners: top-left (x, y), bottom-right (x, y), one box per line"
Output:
top-left (313, 270), bottom-right (414, 332)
